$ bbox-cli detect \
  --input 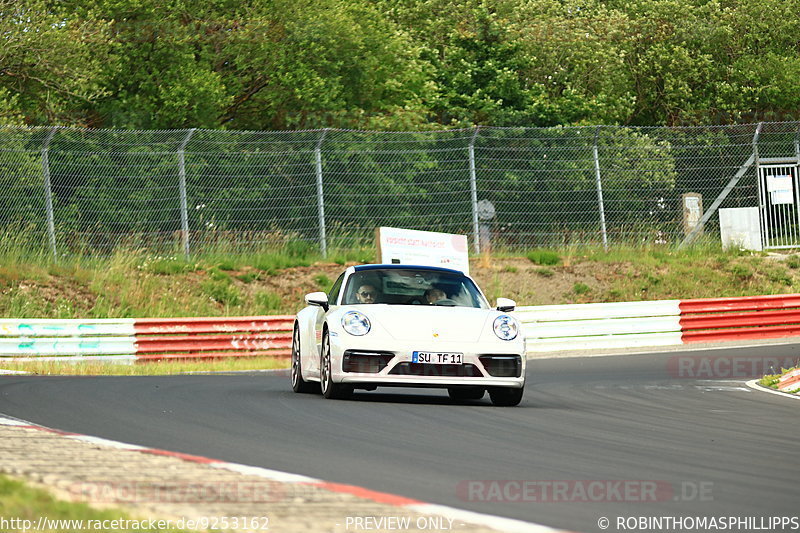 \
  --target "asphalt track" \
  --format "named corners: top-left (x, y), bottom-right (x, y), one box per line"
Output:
top-left (2, 344), bottom-right (799, 533)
